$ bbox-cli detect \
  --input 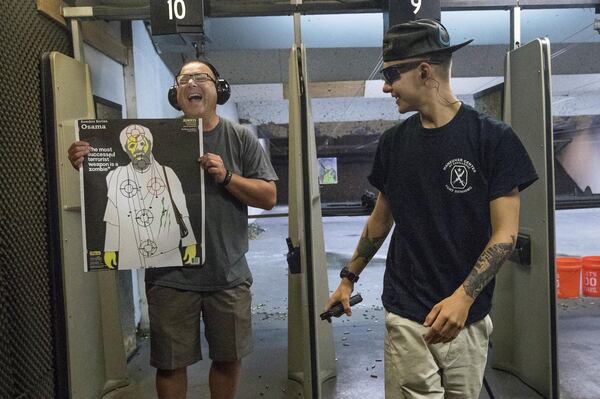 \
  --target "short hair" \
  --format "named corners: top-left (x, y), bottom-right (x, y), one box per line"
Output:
top-left (428, 51), bottom-right (452, 67)
top-left (425, 51), bottom-right (452, 79)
